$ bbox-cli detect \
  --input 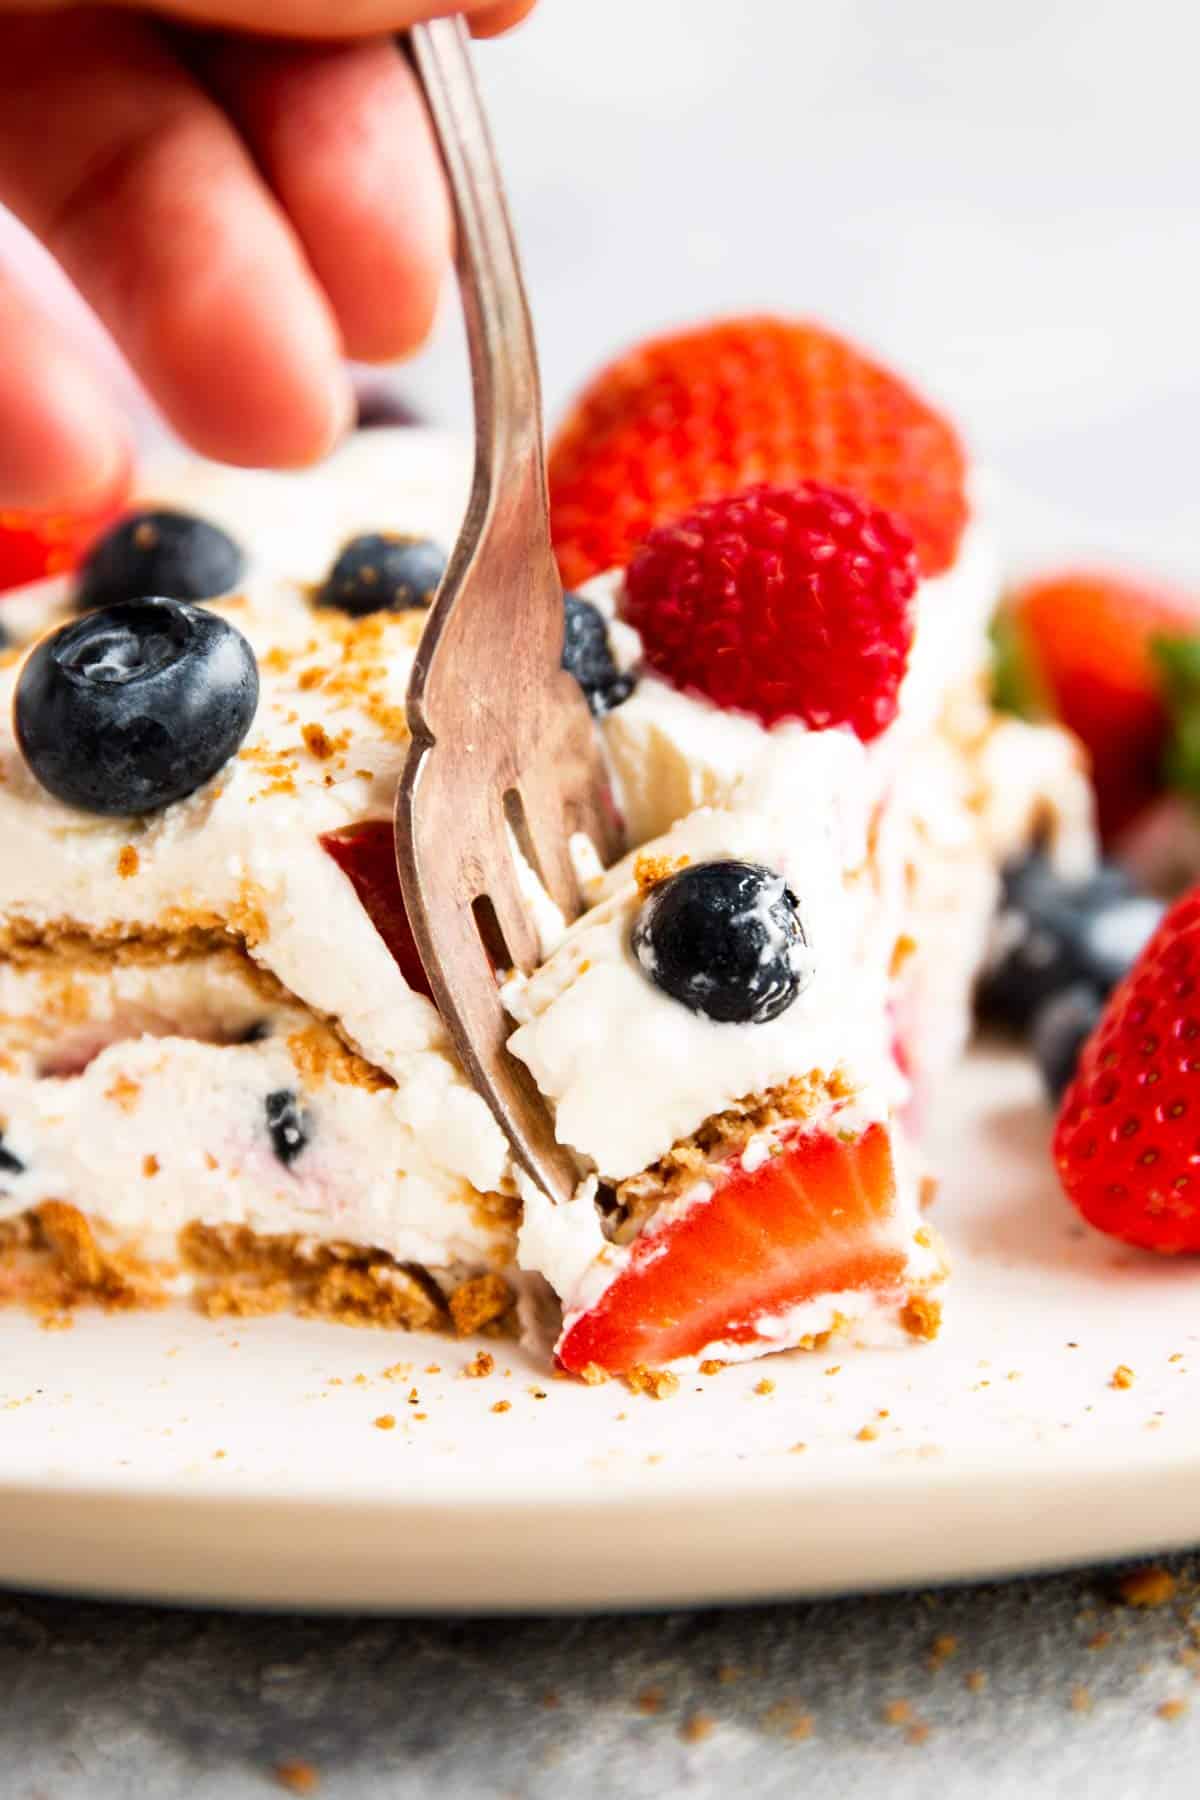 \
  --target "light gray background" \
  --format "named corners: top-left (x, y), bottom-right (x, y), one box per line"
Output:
top-left (4, 3), bottom-right (1200, 1795)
